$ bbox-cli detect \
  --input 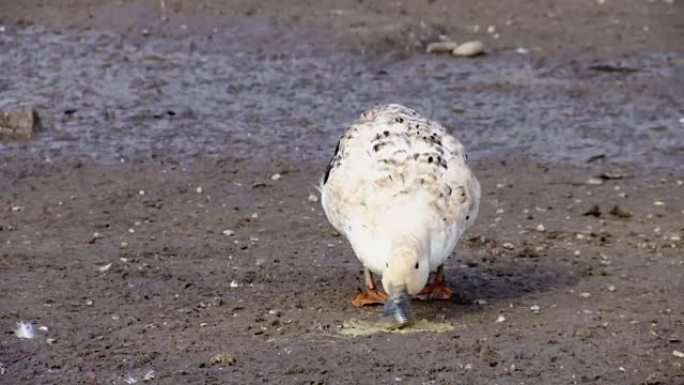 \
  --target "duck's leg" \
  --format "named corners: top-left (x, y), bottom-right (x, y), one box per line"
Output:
top-left (351, 268), bottom-right (388, 307)
top-left (416, 265), bottom-right (454, 300)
